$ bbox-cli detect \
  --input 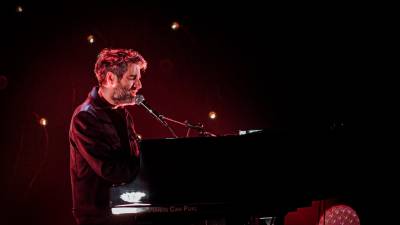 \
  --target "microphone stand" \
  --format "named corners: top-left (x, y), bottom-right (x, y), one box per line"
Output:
top-left (134, 95), bottom-right (216, 138)
top-left (159, 115), bottom-right (217, 138)
top-left (140, 105), bottom-right (178, 138)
